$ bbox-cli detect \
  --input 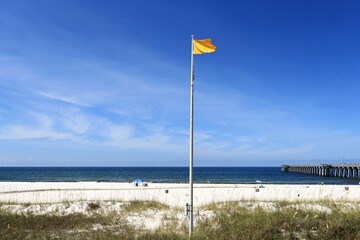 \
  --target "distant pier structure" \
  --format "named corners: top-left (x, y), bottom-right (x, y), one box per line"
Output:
top-left (281, 164), bottom-right (360, 179)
